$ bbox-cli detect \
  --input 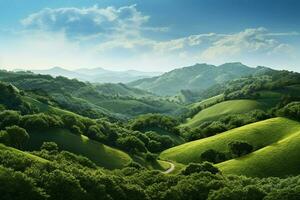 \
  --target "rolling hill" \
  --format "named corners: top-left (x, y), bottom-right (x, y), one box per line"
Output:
top-left (181, 99), bottom-right (276, 128)
top-left (0, 70), bottom-right (184, 118)
top-left (160, 118), bottom-right (300, 166)
top-left (217, 129), bottom-right (300, 177)
top-left (25, 128), bottom-right (132, 169)
top-left (128, 63), bottom-right (266, 96)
